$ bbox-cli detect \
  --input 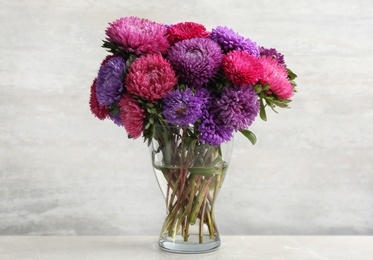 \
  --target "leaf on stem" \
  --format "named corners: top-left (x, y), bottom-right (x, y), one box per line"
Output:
top-left (239, 129), bottom-right (257, 145)
top-left (259, 96), bottom-right (267, 121)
